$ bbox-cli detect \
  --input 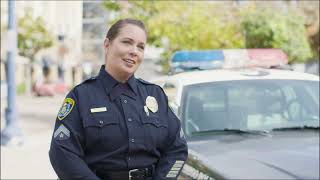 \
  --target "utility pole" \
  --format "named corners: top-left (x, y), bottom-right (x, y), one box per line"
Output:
top-left (1, 0), bottom-right (23, 146)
